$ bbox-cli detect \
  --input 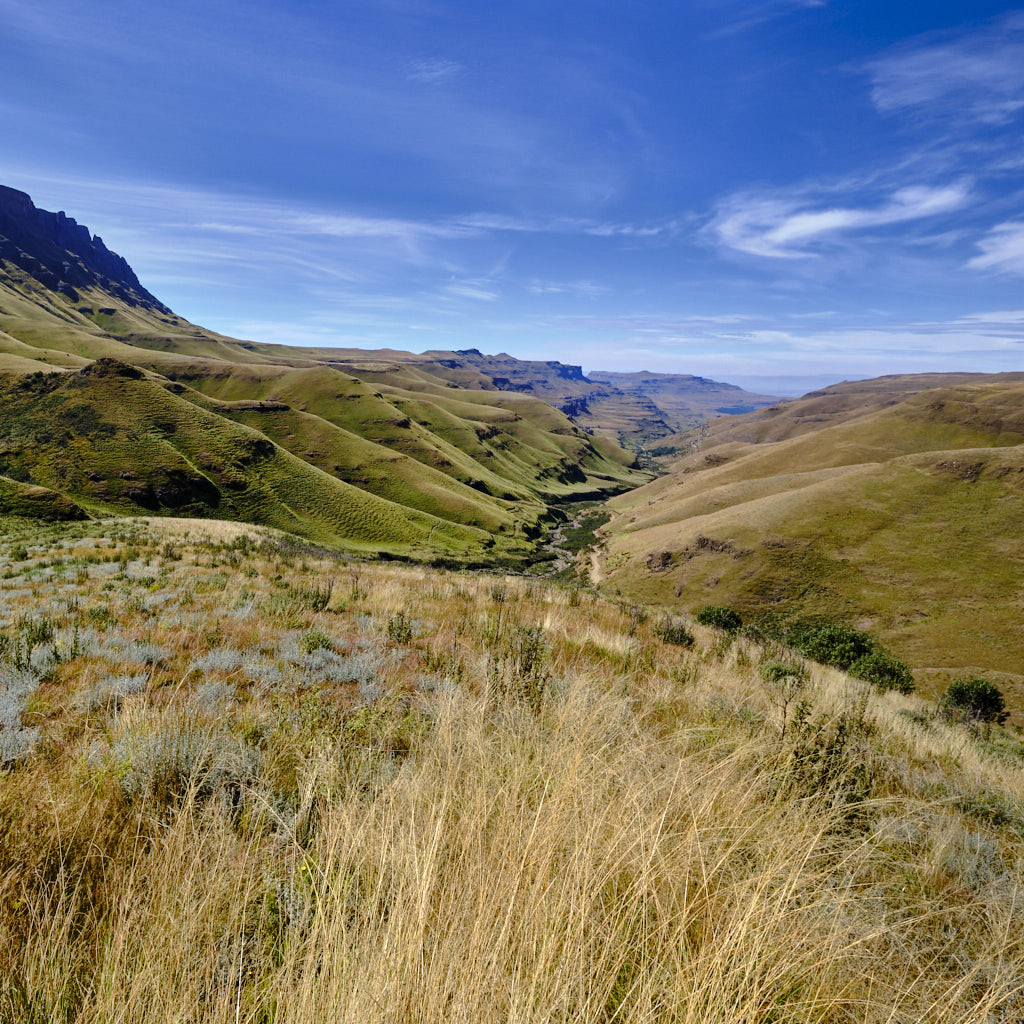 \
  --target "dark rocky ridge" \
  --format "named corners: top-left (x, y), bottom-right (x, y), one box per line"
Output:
top-left (0, 185), bottom-right (170, 312)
